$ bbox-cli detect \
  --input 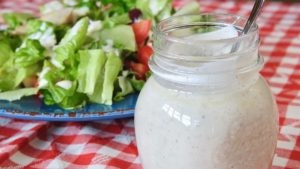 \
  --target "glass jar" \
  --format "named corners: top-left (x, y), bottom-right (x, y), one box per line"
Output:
top-left (135, 14), bottom-right (278, 169)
